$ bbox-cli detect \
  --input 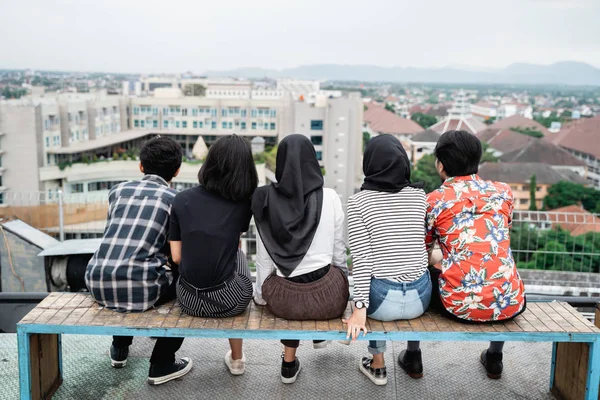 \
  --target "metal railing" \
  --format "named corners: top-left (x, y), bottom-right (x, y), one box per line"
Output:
top-left (1, 192), bottom-right (599, 273)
